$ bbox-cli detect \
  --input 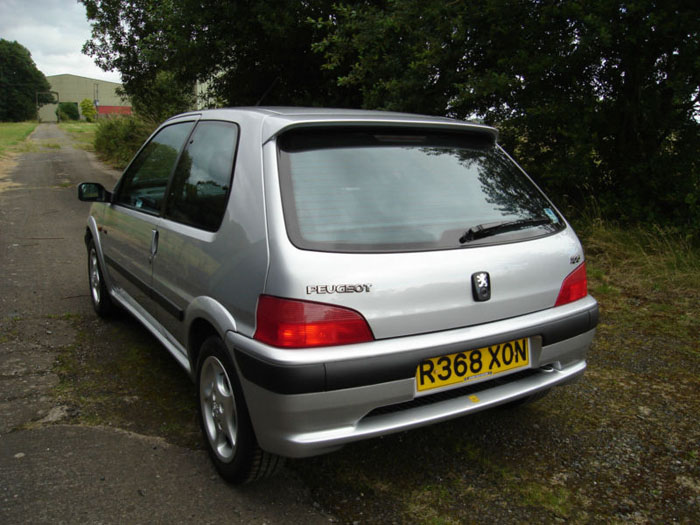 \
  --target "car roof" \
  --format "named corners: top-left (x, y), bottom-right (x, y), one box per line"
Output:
top-left (167, 107), bottom-right (498, 143)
